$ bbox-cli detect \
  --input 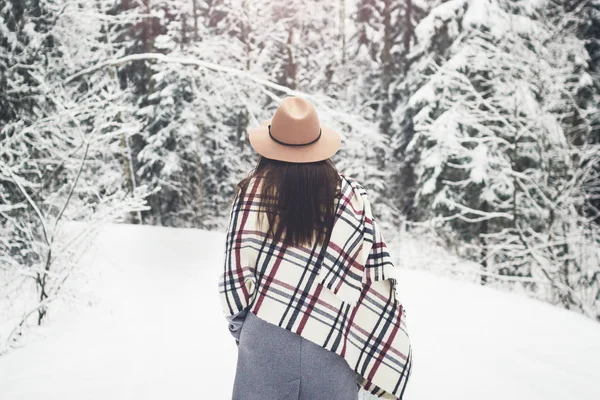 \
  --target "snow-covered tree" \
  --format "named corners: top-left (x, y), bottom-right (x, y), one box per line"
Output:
top-left (401, 0), bottom-right (600, 318)
top-left (349, 0), bottom-right (442, 216)
top-left (353, 0), bottom-right (430, 133)
top-left (0, 0), bottom-right (149, 351)
top-left (578, 0), bottom-right (600, 225)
